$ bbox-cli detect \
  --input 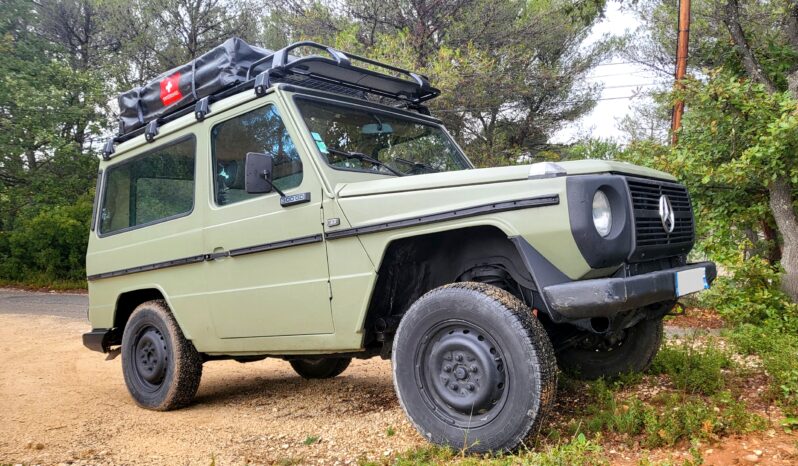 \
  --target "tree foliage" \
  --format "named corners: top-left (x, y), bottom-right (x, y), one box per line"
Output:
top-left (0, 0), bottom-right (613, 284)
top-left (274, 0), bottom-right (612, 165)
top-left (619, 0), bottom-right (798, 310)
